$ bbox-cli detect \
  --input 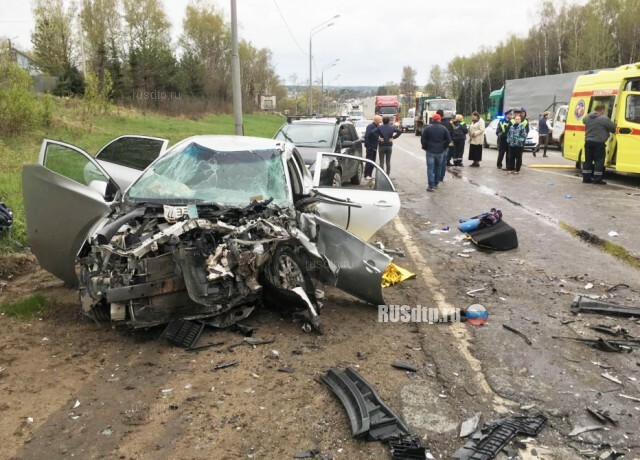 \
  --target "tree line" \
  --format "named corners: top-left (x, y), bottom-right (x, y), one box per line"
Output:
top-left (31, 0), bottom-right (286, 114)
top-left (398, 0), bottom-right (640, 116)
